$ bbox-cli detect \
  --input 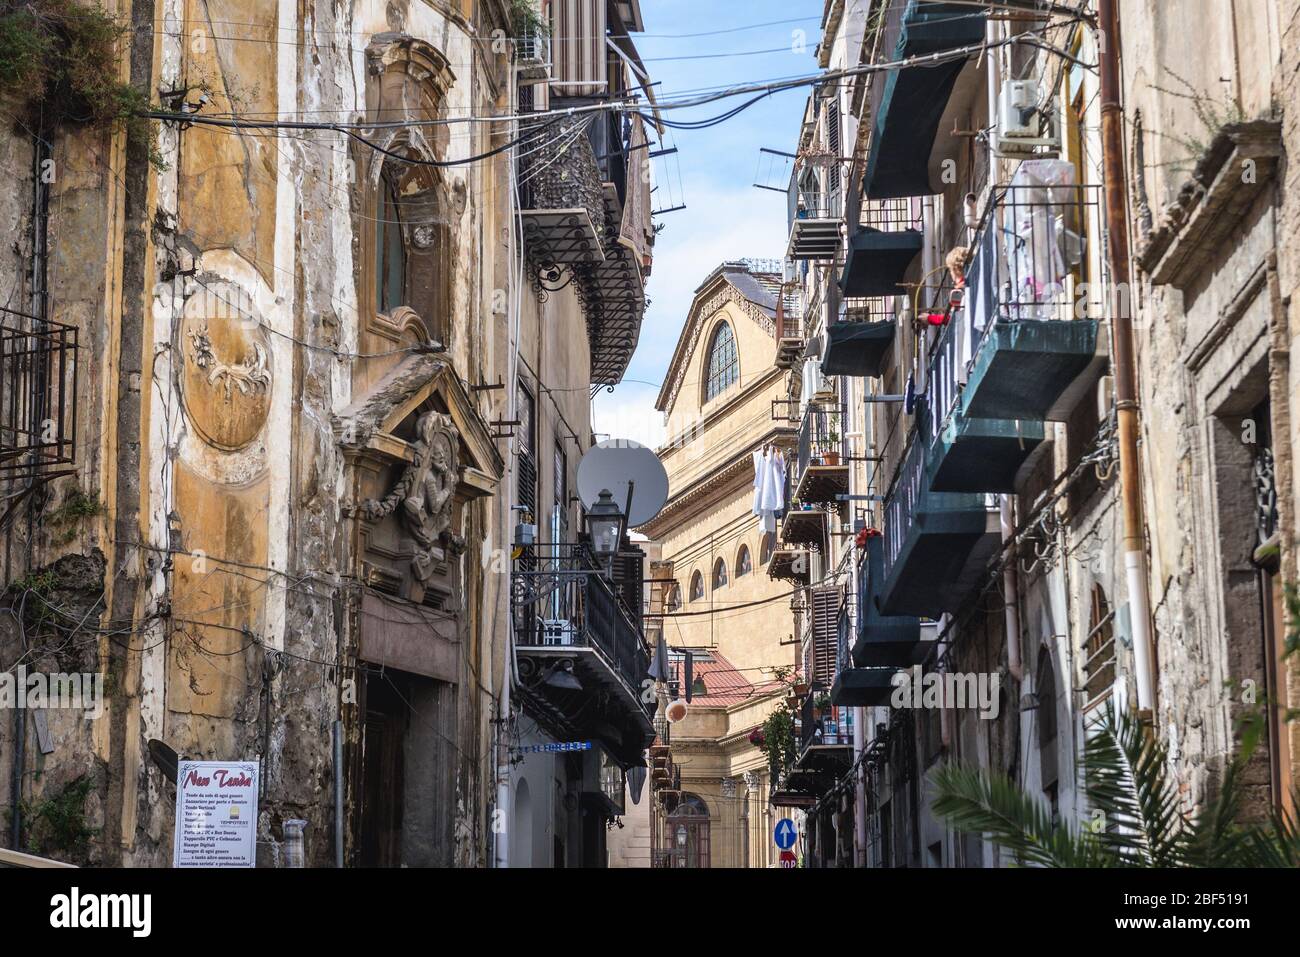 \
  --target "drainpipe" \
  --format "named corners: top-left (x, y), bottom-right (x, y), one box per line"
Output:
top-left (1097, 0), bottom-right (1156, 718)
top-left (1000, 497), bottom-right (1023, 681)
